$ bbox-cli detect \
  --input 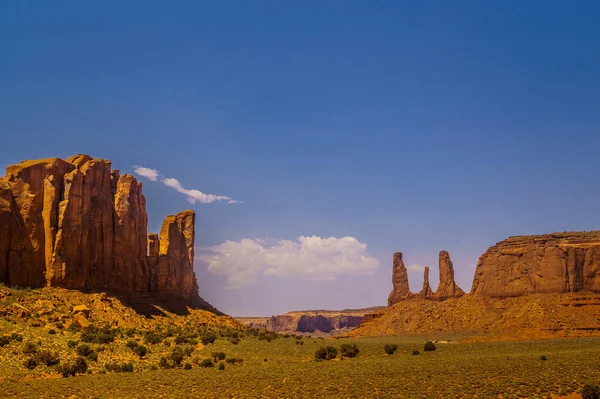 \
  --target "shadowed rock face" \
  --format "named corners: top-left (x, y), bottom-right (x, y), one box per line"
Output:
top-left (387, 252), bottom-right (410, 305)
top-left (0, 155), bottom-right (211, 310)
top-left (471, 232), bottom-right (600, 297)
